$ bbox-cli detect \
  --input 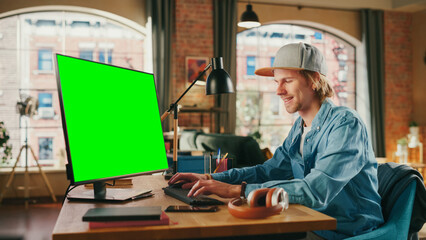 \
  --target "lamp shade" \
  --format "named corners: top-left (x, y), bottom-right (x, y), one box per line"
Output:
top-left (206, 57), bottom-right (234, 95)
top-left (238, 3), bottom-right (261, 28)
